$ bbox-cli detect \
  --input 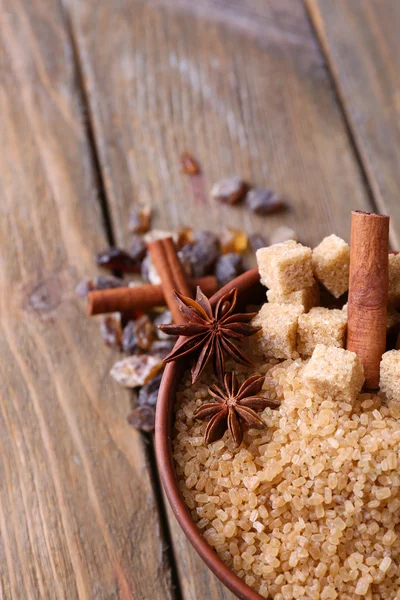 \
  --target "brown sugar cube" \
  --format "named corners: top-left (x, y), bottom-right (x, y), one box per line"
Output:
top-left (267, 280), bottom-right (320, 313)
top-left (303, 344), bottom-right (364, 400)
top-left (312, 234), bottom-right (350, 298)
top-left (256, 241), bottom-right (314, 294)
top-left (297, 307), bottom-right (347, 357)
top-left (380, 350), bottom-right (400, 404)
top-left (388, 254), bottom-right (400, 306)
top-left (252, 303), bottom-right (304, 359)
